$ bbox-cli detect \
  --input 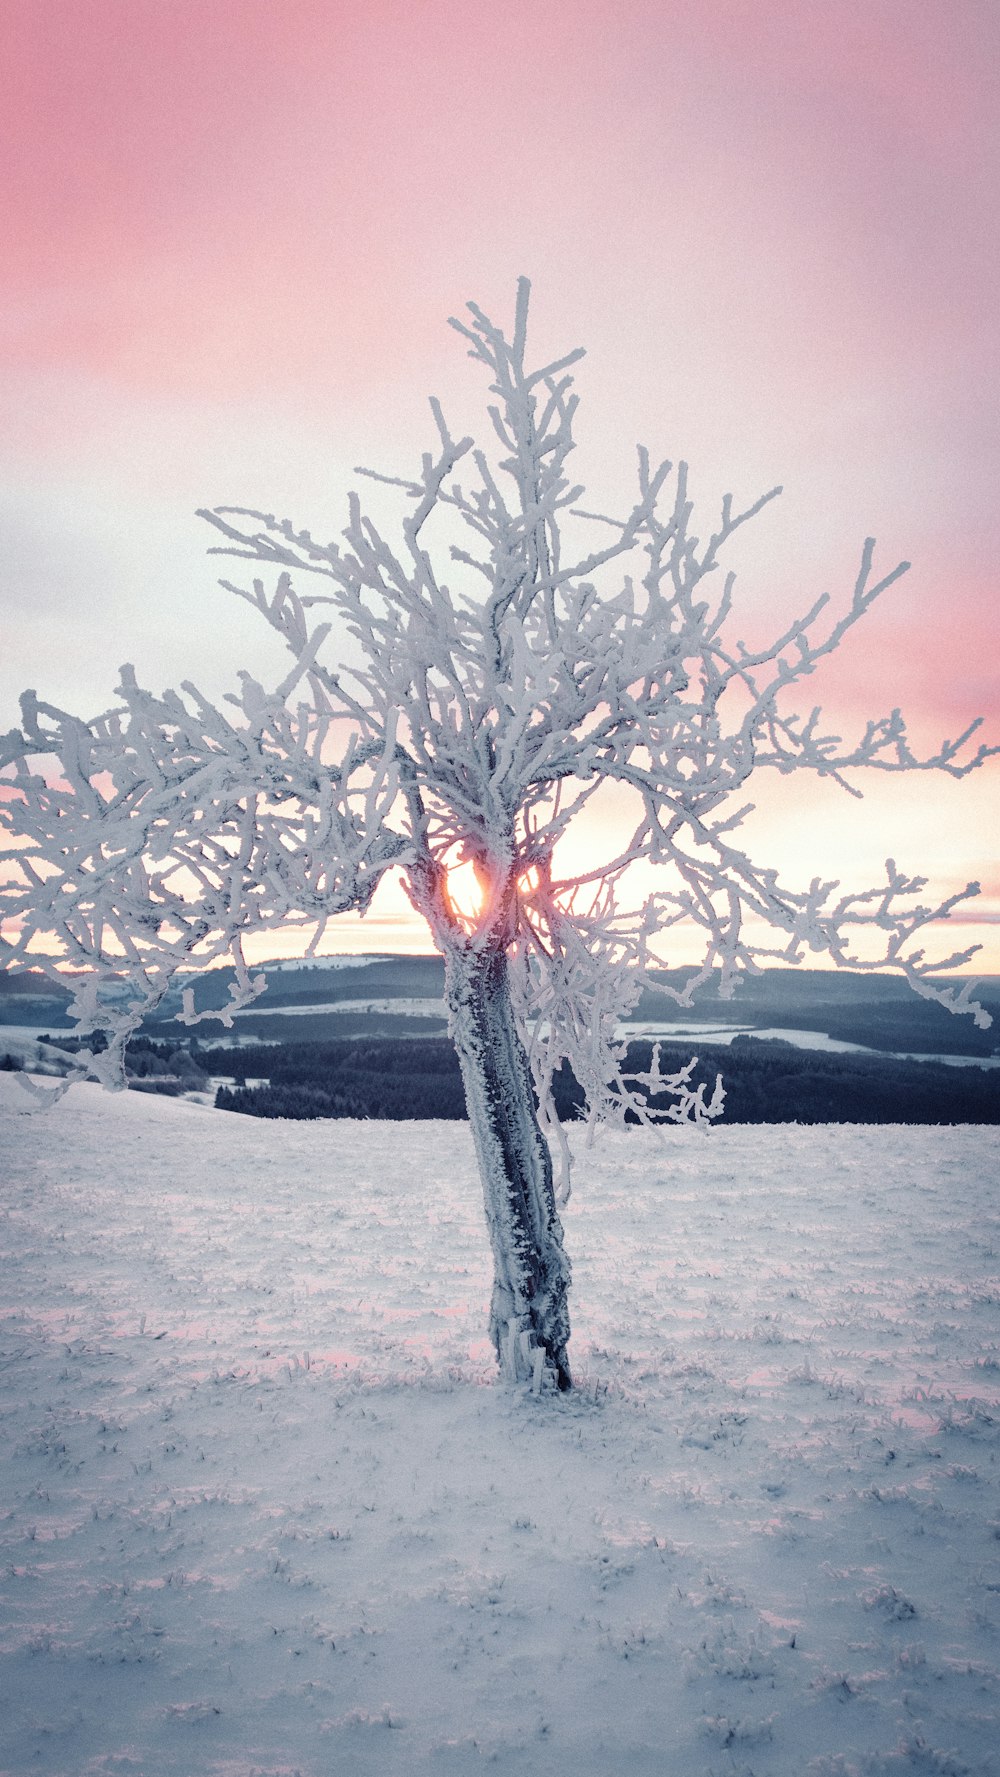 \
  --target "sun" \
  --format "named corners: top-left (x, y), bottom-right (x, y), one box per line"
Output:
top-left (443, 858), bottom-right (486, 928)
